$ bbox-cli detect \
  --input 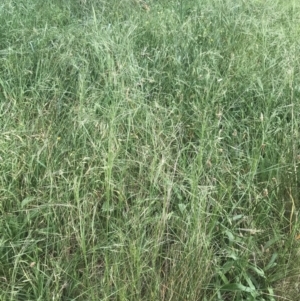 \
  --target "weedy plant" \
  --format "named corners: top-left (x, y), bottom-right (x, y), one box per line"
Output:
top-left (1, 0), bottom-right (300, 300)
